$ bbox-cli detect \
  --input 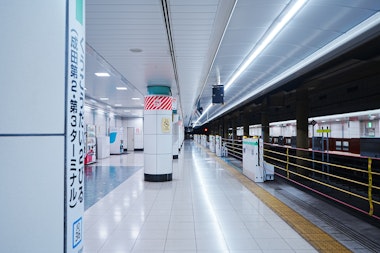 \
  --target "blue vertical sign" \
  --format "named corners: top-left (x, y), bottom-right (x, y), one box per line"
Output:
top-left (66, 0), bottom-right (85, 252)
